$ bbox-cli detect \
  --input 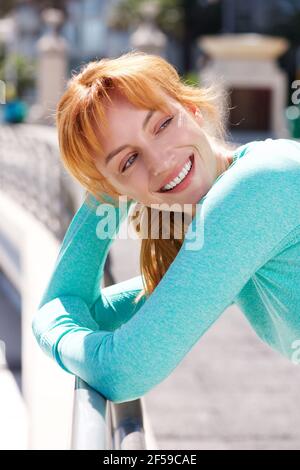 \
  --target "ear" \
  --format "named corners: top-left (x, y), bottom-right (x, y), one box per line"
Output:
top-left (188, 104), bottom-right (197, 114)
top-left (188, 104), bottom-right (203, 124)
